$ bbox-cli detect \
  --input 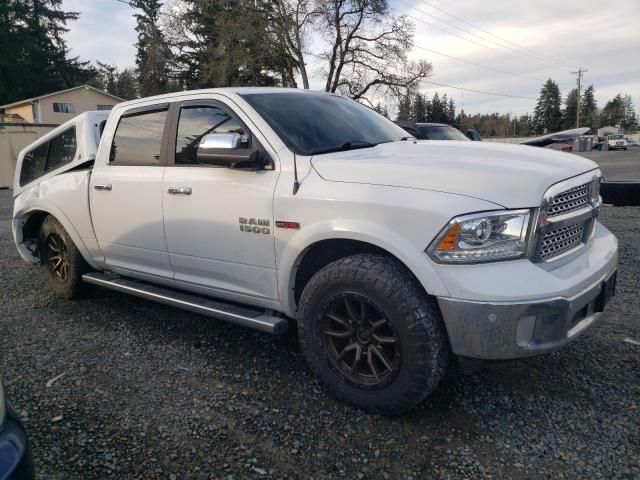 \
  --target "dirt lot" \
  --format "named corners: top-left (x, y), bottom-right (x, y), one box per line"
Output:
top-left (575, 149), bottom-right (640, 181)
top-left (1, 189), bottom-right (639, 479)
